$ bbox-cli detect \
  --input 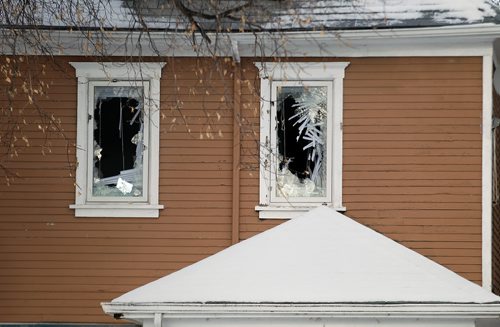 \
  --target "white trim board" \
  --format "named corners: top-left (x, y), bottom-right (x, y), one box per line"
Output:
top-left (5, 24), bottom-right (500, 57)
top-left (482, 53), bottom-right (494, 291)
top-left (103, 302), bottom-right (500, 319)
